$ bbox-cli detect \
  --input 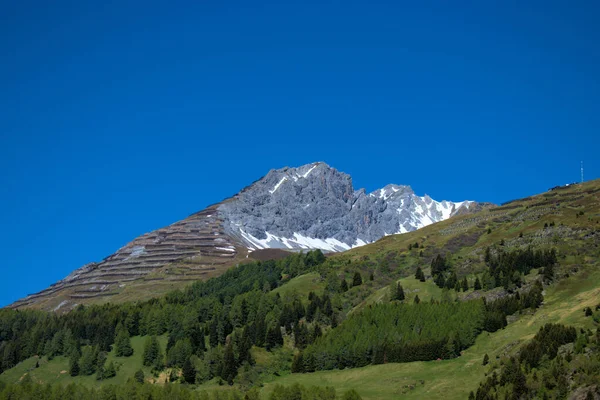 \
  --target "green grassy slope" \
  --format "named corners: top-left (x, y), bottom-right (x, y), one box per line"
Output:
top-left (261, 267), bottom-right (600, 400)
top-left (0, 336), bottom-right (168, 387)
